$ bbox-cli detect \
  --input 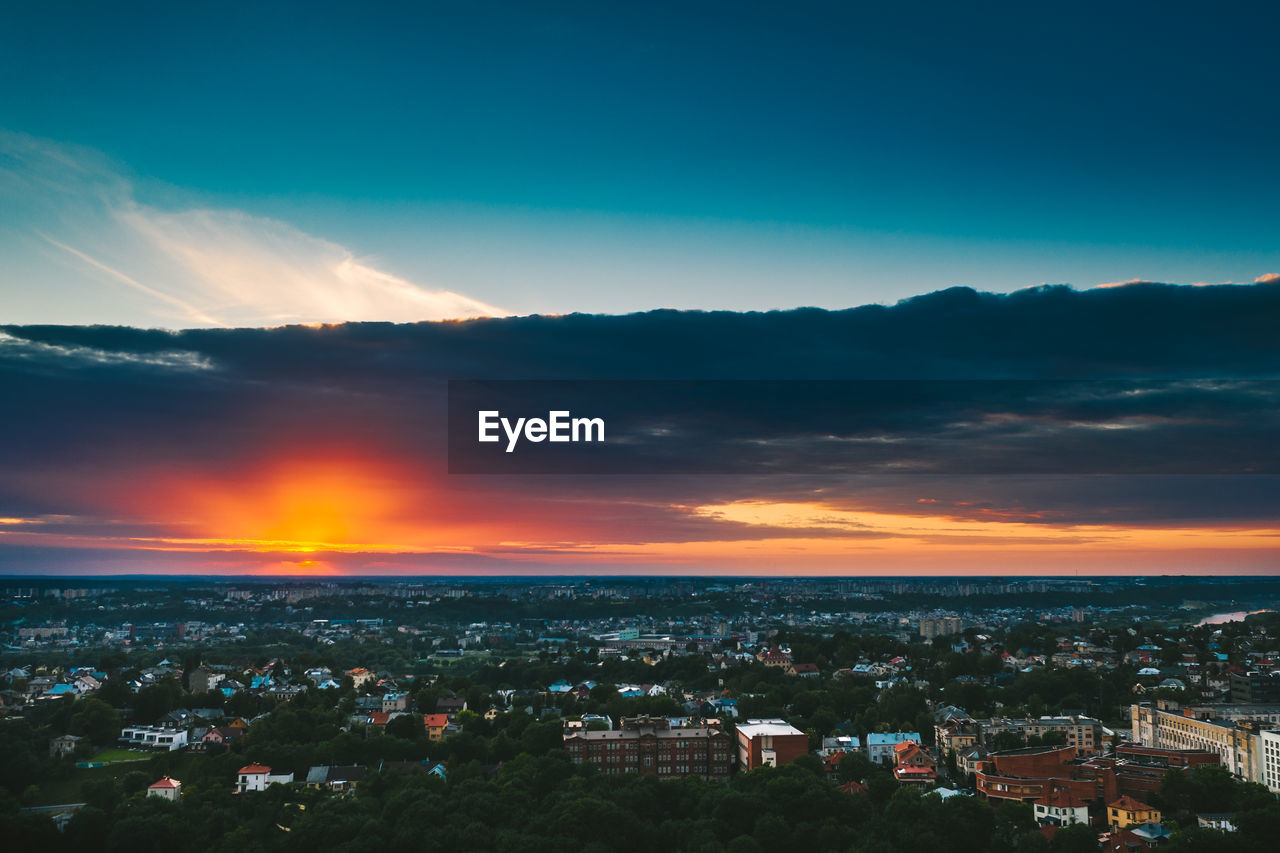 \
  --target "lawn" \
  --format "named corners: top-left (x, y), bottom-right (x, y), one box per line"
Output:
top-left (85, 748), bottom-right (152, 765)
